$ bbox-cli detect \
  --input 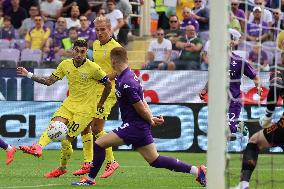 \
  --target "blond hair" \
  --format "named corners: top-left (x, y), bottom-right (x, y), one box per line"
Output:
top-left (93, 16), bottom-right (111, 28)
